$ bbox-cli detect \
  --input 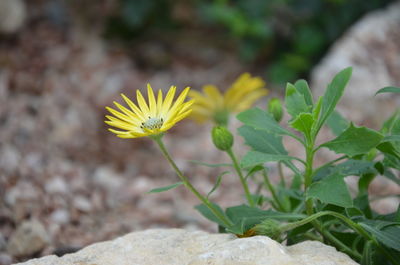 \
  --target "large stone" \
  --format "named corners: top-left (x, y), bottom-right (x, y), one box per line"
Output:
top-left (311, 1), bottom-right (400, 125)
top-left (16, 229), bottom-right (358, 265)
top-left (7, 220), bottom-right (49, 258)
